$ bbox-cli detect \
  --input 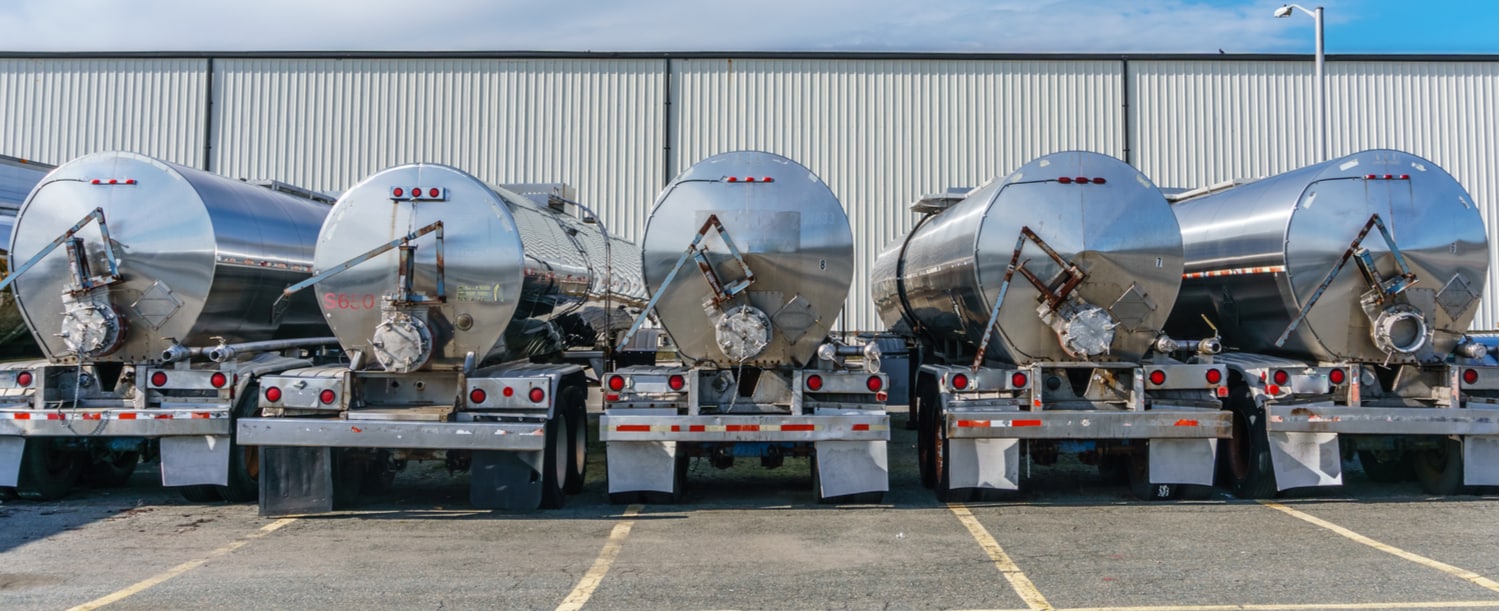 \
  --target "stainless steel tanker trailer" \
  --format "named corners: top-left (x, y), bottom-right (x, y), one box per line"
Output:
top-left (0, 155), bottom-right (55, 358)
top-left (1164, 149), bottom-right (1496, 496)
top-left (601, 151), bottom-right (890, 504)
top-left (0, 151), bottom-right (338, 500)
top-left (872, 151), bottom-right (1230, 501)
top-left (238, 164), bottom-right (648, 515)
